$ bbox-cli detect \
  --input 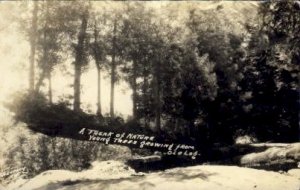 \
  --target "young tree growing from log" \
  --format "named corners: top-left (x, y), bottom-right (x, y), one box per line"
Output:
top-left (90, 13), bottom-right (107, 116)
top-left (104, 9), bottom-right (124, 118)
top-left (119, 3), bottom-right (154, 121)
top-left (35, 1), bottom-right (64, 104)
top-left (28, 1), bottom-right (38, 92)
top-left (73, 10), bottom-right (89, 111)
